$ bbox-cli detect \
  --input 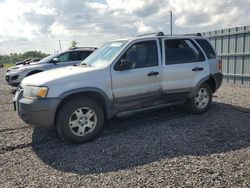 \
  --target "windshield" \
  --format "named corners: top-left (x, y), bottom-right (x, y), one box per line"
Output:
top-left (80, 41), bottom-right (127, 67)
top-left (39, 53), bottom-right (60, 63)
